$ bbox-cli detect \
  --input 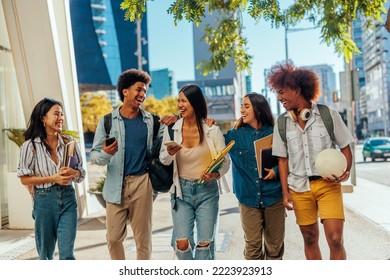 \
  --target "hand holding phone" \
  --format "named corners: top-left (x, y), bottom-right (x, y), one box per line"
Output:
top-left (164, 141), bottom-right (181, 149)
top-left (106, 137), bottom-right (116, 146)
